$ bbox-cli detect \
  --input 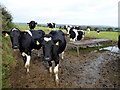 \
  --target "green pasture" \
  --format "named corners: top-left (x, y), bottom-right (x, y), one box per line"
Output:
top-left (16, 25), bottom-right (119, 41)
top-left (84, 31), bottom-right (118, 41)
top-left (16, 25), bottom-right (66, 33)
